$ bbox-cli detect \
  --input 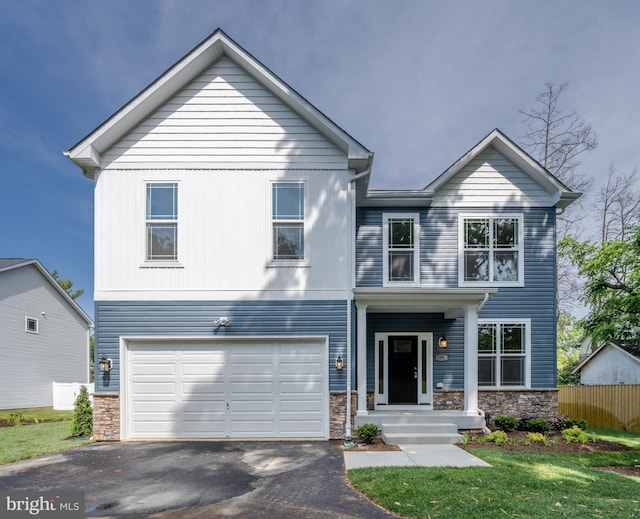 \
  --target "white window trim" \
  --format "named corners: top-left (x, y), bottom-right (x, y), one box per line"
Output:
top-left (458, 213), bottom-right (524, 287)
top-left (25, 316), bottom-right (39, 334)
top-left (268, 180), bottom-right (309, 267)
top-left (478, 318), bottom-right (531, 389)
top-left (383, 212), bottom-right (420, 287)
top-left (142, 180), bottom-right (181, 266)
